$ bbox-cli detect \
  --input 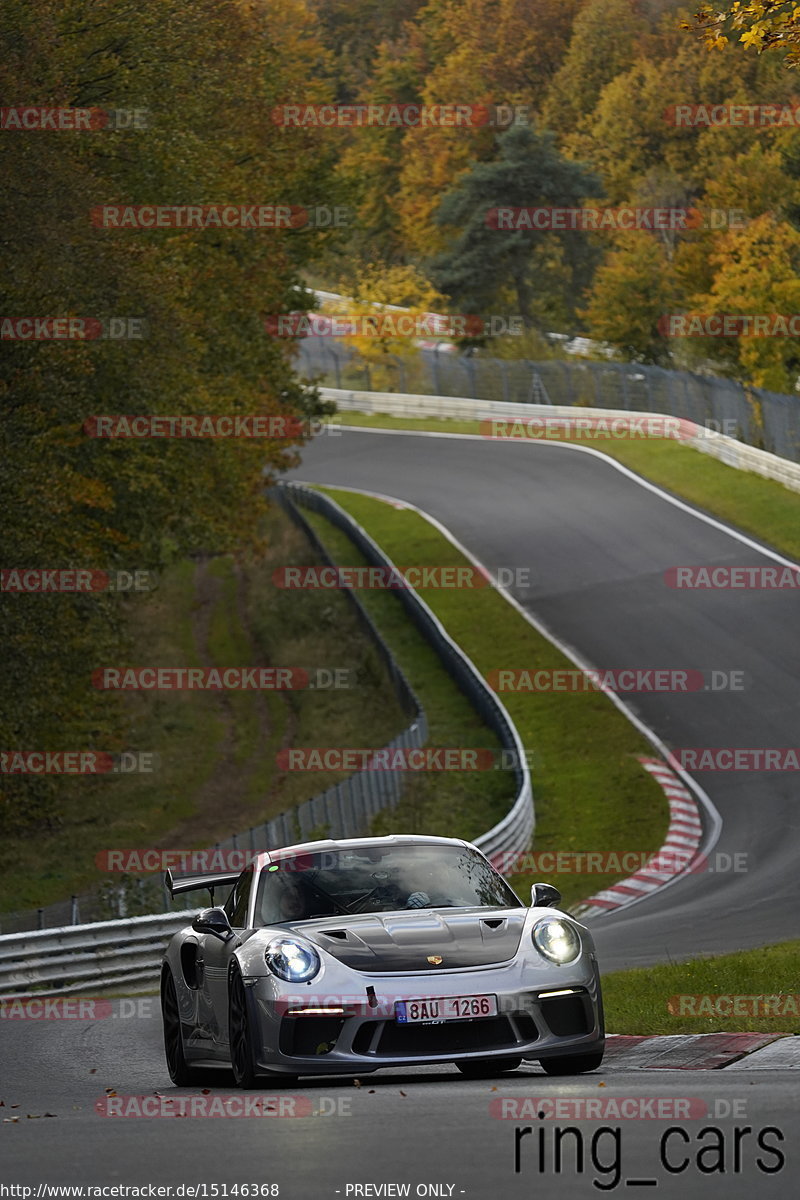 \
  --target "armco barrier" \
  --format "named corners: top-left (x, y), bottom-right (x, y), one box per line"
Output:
top-left (280, 482), bottom-right (534, 865)
top-left (0, 485), bottom-right (533, 994)
top-left (321, 386), bottom-right (800, 494)
top-left (0, 913), bottom-right (191, 998)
